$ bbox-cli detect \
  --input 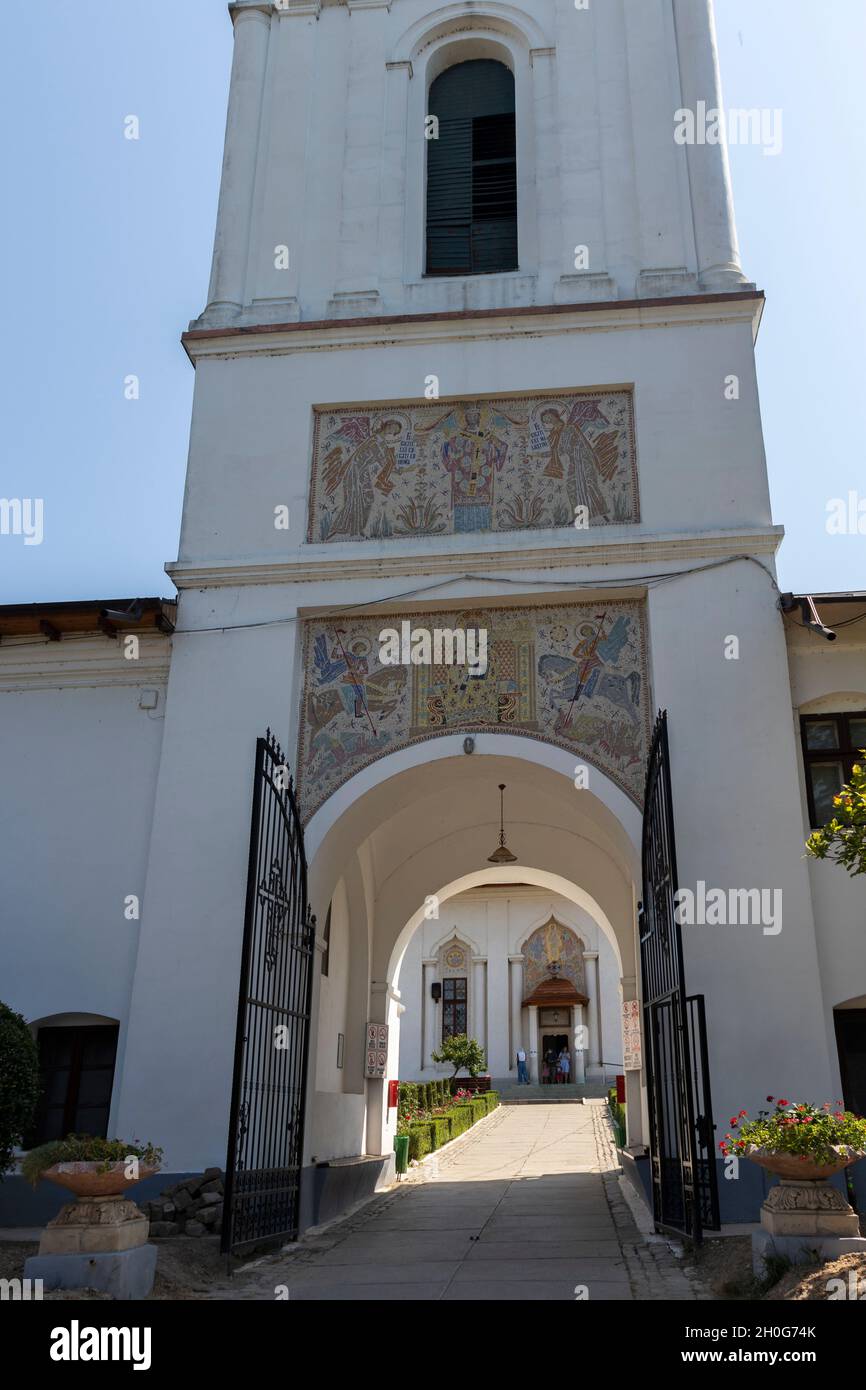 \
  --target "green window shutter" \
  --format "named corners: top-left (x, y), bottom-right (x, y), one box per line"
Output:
top-left (426, 61), bottom-right (517, 277)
